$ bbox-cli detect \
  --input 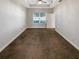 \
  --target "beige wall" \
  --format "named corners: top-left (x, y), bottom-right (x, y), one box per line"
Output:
top-left (55, 0), bottom-right (79, 50)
